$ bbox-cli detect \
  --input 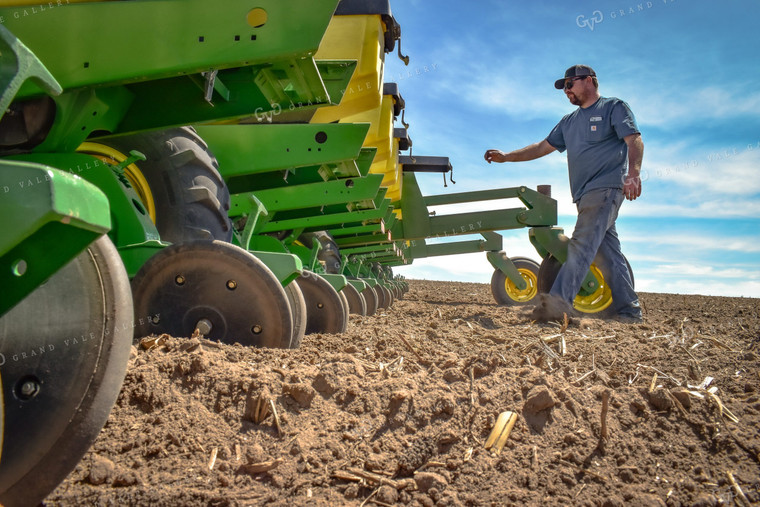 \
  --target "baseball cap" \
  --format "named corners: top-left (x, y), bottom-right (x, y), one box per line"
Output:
top-left (554, 65), bottom-right (596, 89)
